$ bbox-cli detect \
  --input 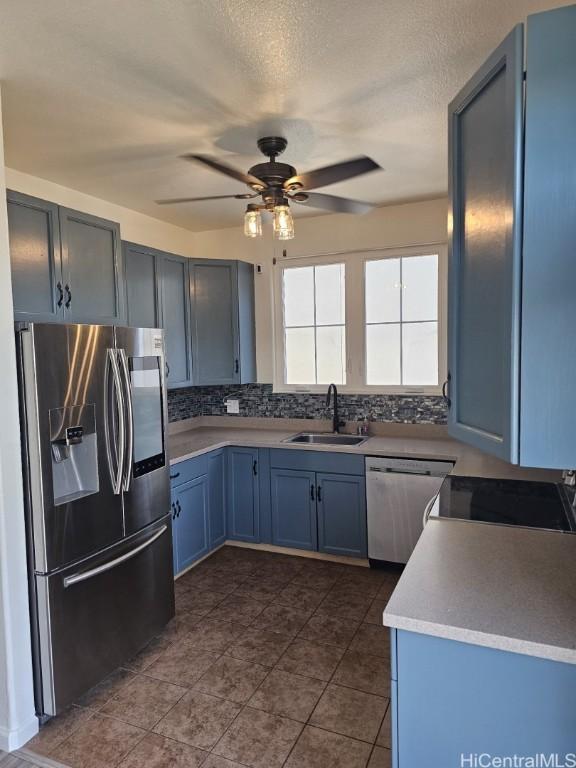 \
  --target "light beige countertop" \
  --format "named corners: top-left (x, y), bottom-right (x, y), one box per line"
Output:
top-left (383, 518), bottom-right (576, 664)
top-left (168, 416), bottom-right (559, 482)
